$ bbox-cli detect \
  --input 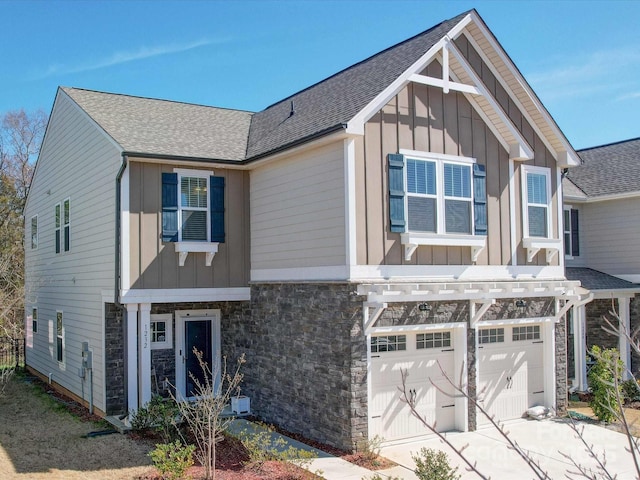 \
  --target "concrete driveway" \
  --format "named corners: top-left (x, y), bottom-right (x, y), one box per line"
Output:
top-left (380, 419), bottom-right (639, 479)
